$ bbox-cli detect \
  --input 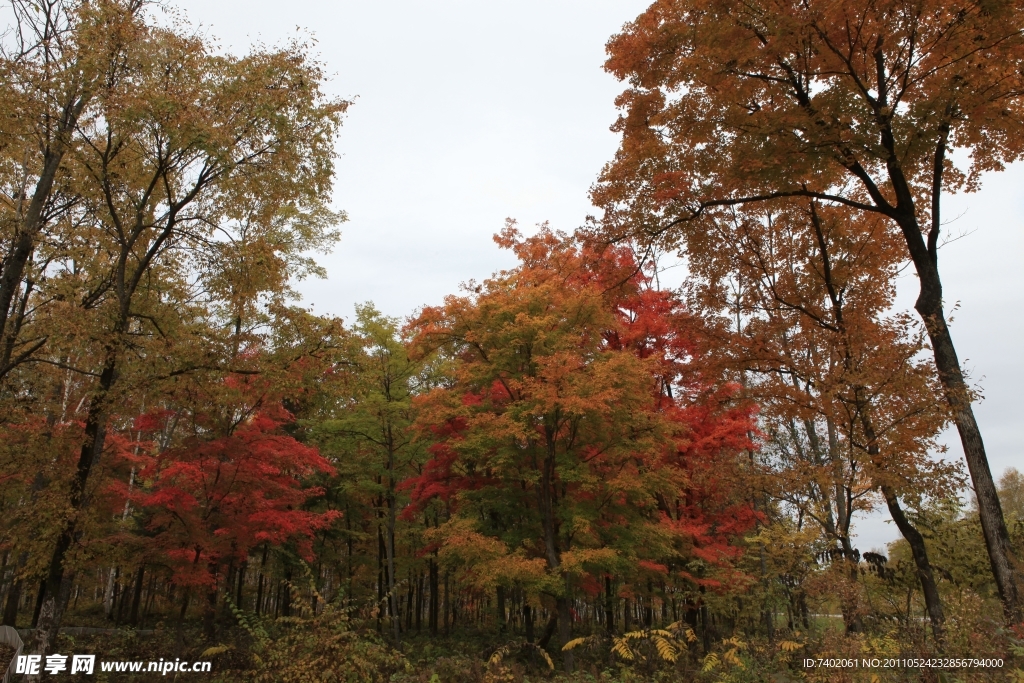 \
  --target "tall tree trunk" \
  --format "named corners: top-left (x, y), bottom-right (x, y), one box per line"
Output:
top-left (890, 170), bottom-right (1021, 620)
top-left (281, 567), bottom-right (292, 618)
top-left (881, 487), bottom-right (944, 641)
top-left (536, 612), bottom-right (558, 648)
top-left (32, 580), bottom-right (46, 628)
top-left (384, 451), bottom-right (400, 645)
top-left (857, 401), bottom-right (946, 639)
top-left (376, 525), bottom-right (384, 632)
top-left (143, 573), bottom-right (157, 623)
top-left (918, 303), bottom-right (1020, 621)
top-left (496, 585), bottom-right (506, 633)
top-left (557, 595), bottom-right (573, 672)
top-left (203, 581), bottom-right (217, 640)
top-left (34, 342), bottom-right (119, 656)
top-left (539, 432), bottom-right (573, 672)
top-left (178, 590), bottom-right (190, 623)
top-left (415, 573), bottom-right (423, 632)
top-left (235, 561), bottom-right (246, 610)
top-left (428, 558), bottom-right (438, 636)
top-left (2, 552), bottom-right (28, 627)
top-left (442, 570), bottom-right (450, 637)
top-left (103, 567), bottom-right (118, 618)
top-left (405, 574), bottom-right (414, 631)
top-left (0, 92), bottom-right (91, 379)
top-left (129, 566), bottom-right (145, 627)
top-left (255, 545), bottom-right (268, 616)
top-left (2, 579), bottom-right (22, 627)
top-left (604, 576), bottom-right (615, 634)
